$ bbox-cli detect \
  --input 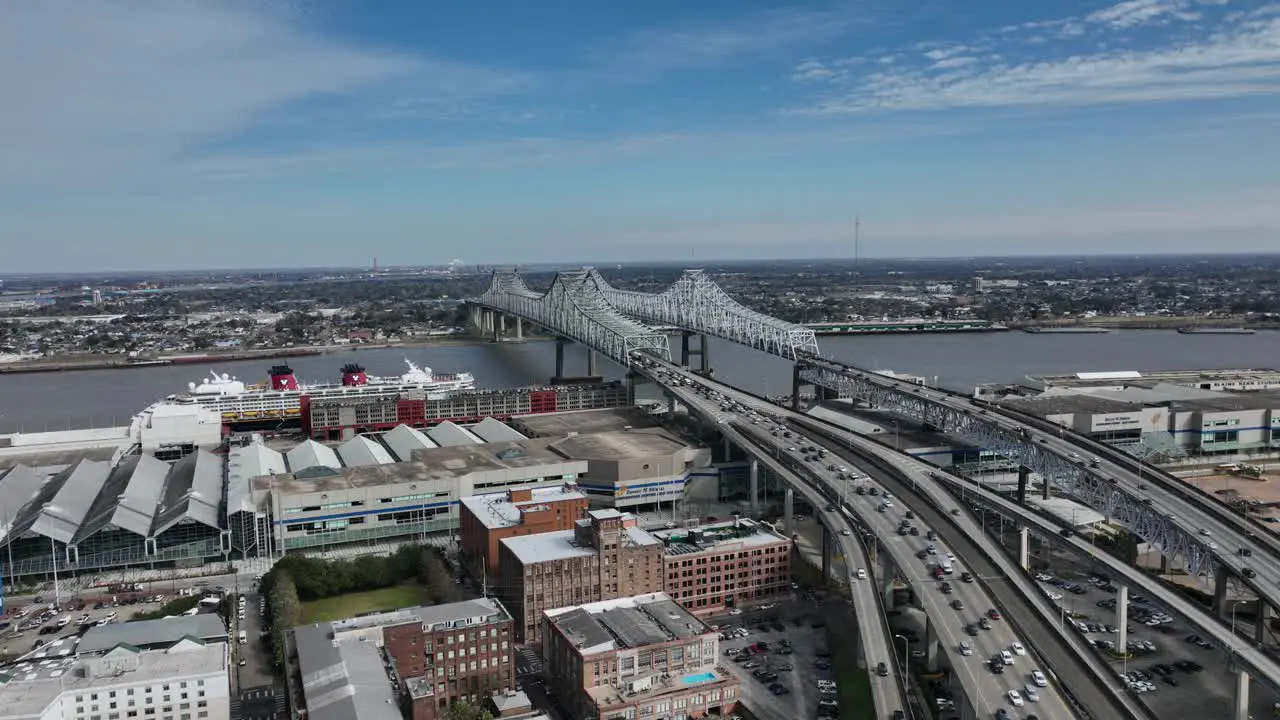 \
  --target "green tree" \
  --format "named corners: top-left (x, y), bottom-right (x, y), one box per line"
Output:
top-left (441, 702), bottom-right (493, 720)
